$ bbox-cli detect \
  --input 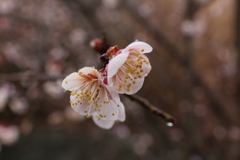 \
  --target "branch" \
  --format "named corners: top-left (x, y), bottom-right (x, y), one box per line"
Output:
top-left (125, 94), bottom-right (177, 126)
